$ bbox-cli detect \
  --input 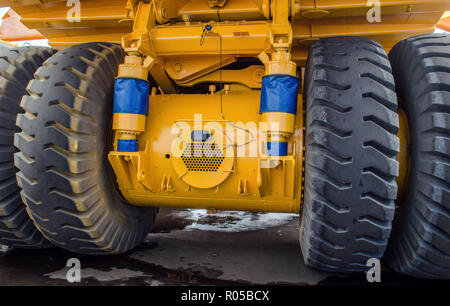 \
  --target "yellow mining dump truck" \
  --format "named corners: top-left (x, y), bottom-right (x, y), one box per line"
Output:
top-left (0, 0), bottom-right (448, 279)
